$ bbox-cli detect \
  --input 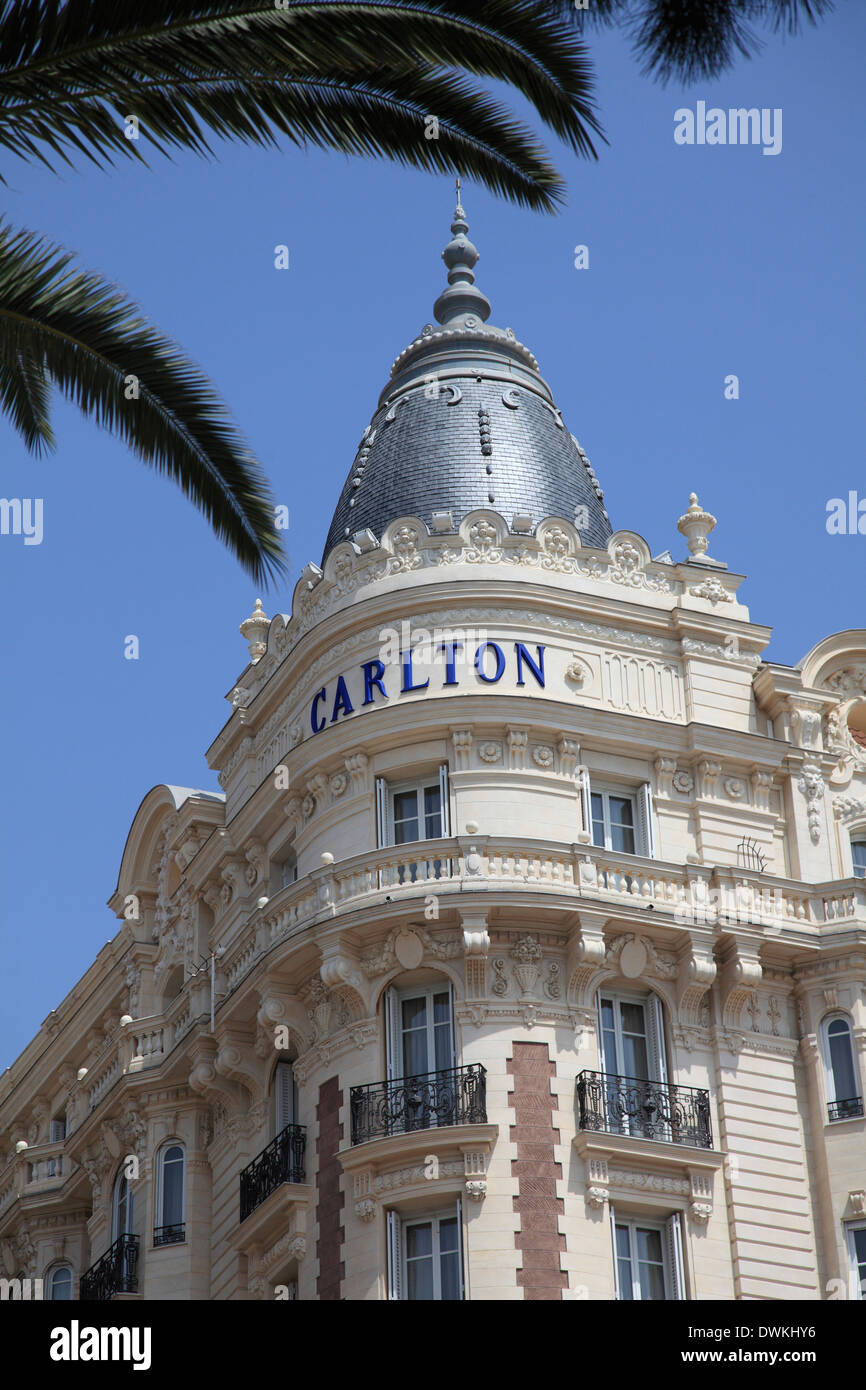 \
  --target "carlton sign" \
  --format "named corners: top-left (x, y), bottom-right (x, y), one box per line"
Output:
top-left (310, 637), bottom-right (546, 733)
